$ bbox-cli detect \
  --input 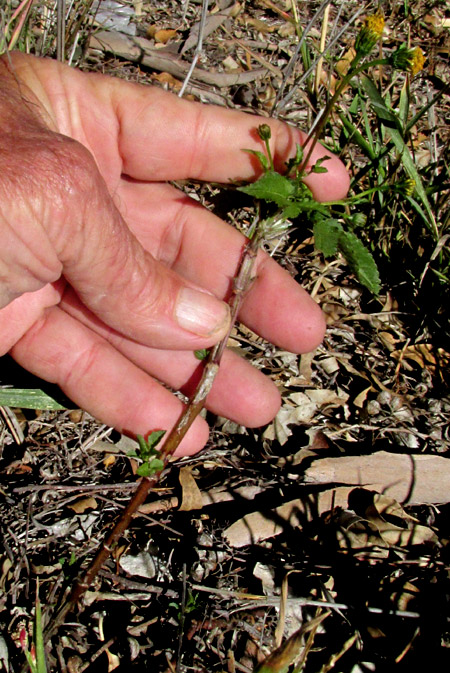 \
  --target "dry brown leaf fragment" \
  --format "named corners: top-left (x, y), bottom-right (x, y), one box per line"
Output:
top-left (67, 496), bottom-right (98, 514)
top-left (336, 47), bottom-right (356, 76)
top-left (105, 648), bottom-right (120, 672)
top-left (424, 13), bottom-right (450, 33)
top-left (154, 28), bottom-right (178, 44)
top-left (151, 71), bottom-right (182, 90)
top-left (103, 453), bottom-right (116, 468)
top-left (178, 466), bottom-right (204, 511)
top-left (343, 489), bottom-right (438, 548)
top-left (243, 16), bottom-right (274, 33)
top-left (222, 55), bottom-right (241, 72)
top-left (119, 552), bottom-right (156, 579)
